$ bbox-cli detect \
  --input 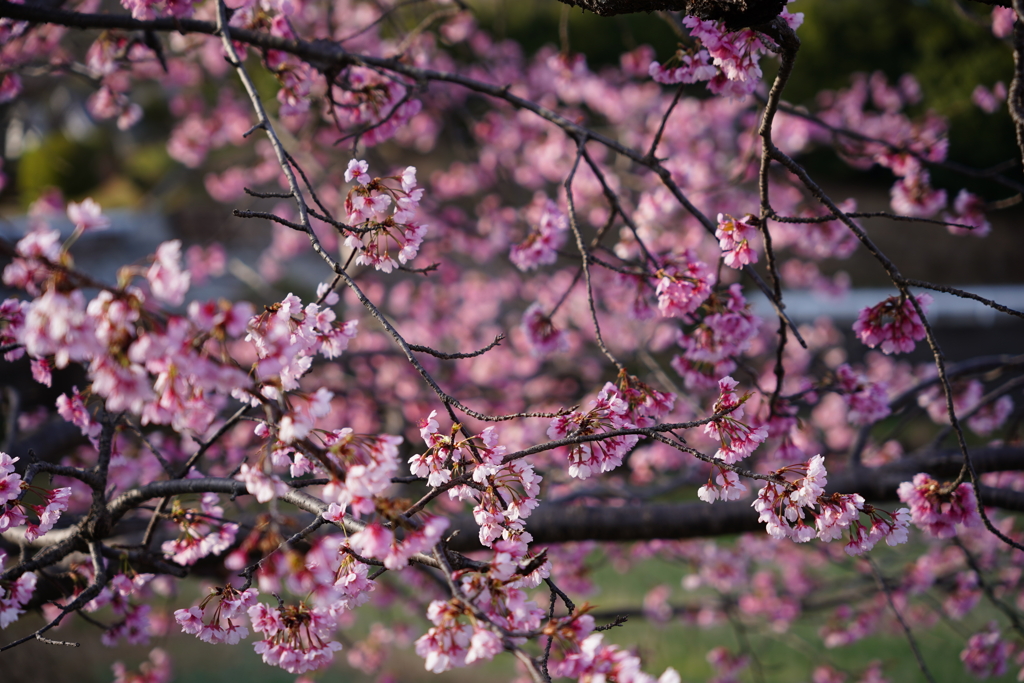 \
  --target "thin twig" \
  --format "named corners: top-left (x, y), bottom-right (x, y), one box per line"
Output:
top-left (868, 557), bottom-right (936, 683)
